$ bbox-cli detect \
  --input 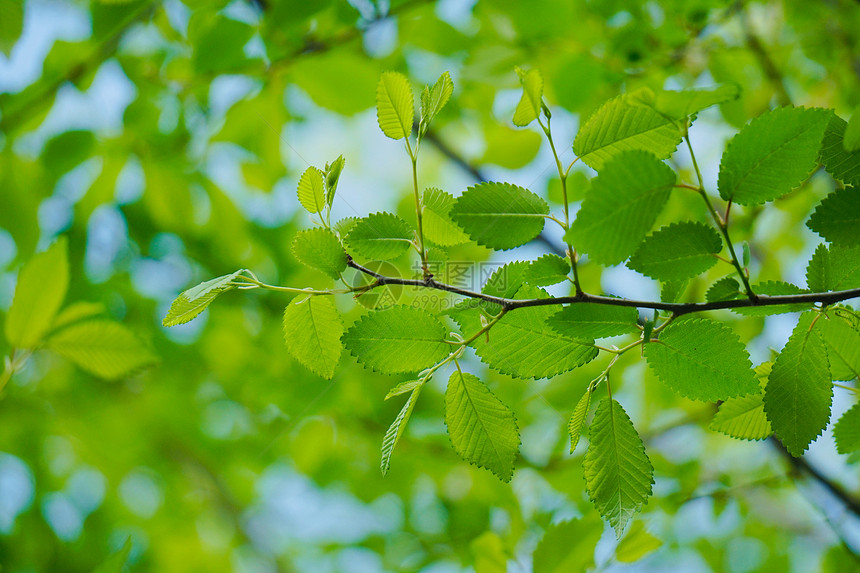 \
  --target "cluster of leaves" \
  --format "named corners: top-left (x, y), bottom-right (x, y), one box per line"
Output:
top-left (2, 237), bottom-right (156, 390)
top-left (161, 69), bottom-right (860, 537)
